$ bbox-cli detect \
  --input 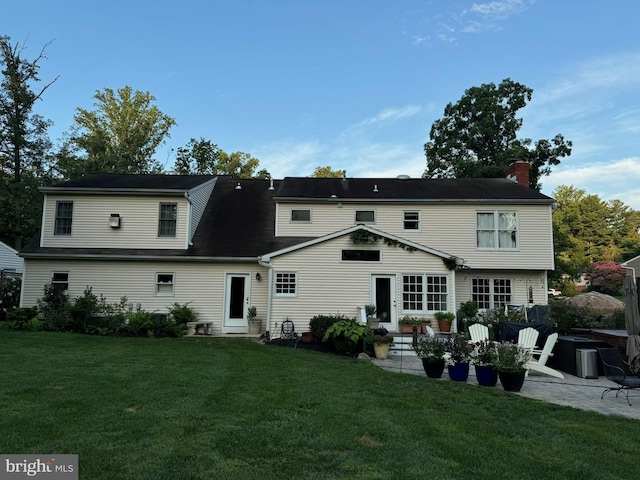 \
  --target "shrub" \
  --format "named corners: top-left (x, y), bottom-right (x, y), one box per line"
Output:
top-left (586, 261), bottom-right (625, 296)
top-left (309, 314), bottom-right (345, 342)
top-left (37, 284), bottom-right (70, 330)
top-left (549, 299), bottom-right (625, 334)
top-left (0, 276), bottom-right (21, 321)
top-left (6, 306), bottom-right (38, 330)
top-left (168, 302), bottom-right (198, 324)
top-left (322, 319), bottom-right (373, 353)
top-left (126, 311), bottom-right (156, 336)
top-left (68, 287), bottom-right (101, 332)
